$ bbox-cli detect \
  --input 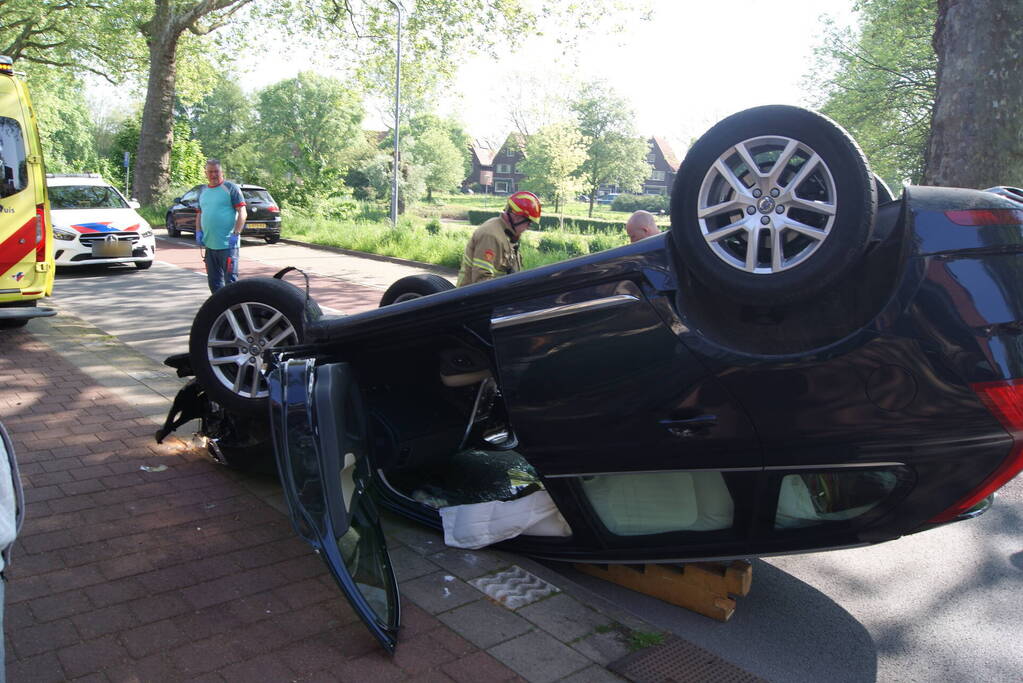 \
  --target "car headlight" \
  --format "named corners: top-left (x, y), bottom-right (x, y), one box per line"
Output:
top-left (141, 229), bottom-right (153, 238)
top-left (54, 228), bottom-right (76, 241)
